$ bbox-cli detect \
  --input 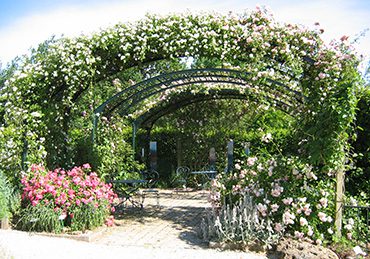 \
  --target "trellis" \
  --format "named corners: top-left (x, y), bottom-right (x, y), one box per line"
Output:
top-left (92, 67), bottom-right (305, 146)
top-left (1, 8), bottom-right (362, 237)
